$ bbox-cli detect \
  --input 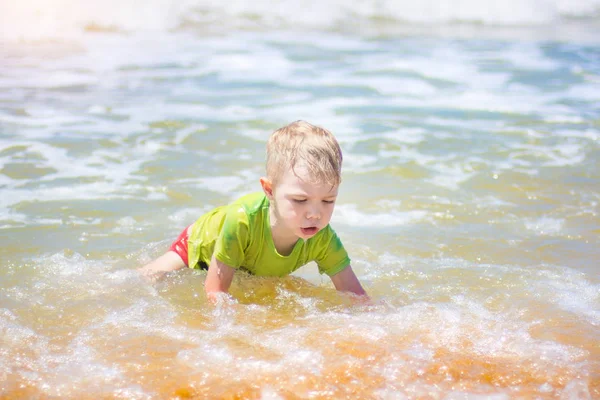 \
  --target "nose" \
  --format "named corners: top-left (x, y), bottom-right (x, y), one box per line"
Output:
top-left (306, 203), bottom-right (321, 220)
